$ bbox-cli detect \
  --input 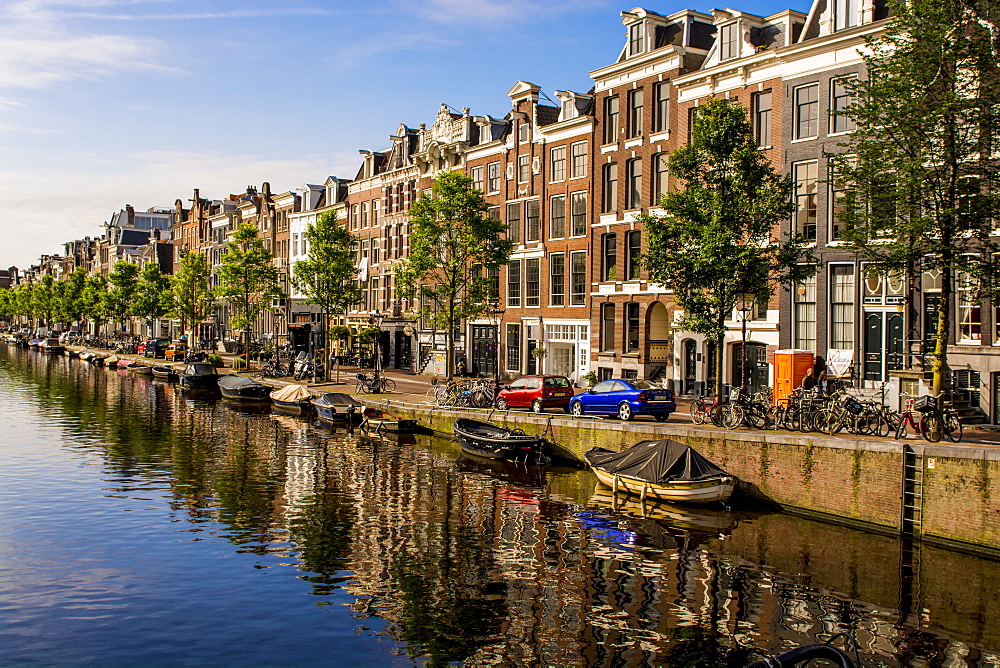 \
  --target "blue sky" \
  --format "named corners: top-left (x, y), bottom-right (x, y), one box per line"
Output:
top-left (0, 0), bottom-right (809, 270)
